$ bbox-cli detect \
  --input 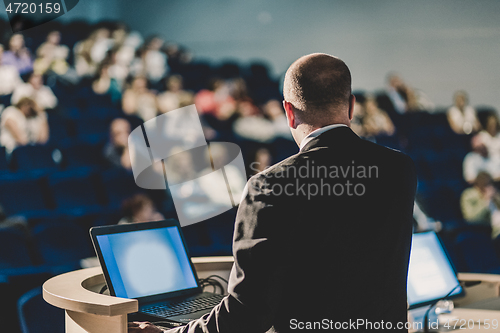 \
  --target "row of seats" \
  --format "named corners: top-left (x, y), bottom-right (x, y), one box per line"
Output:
top-left (0, 222), bottom-right (93, 270)
top-left (0, 144), bottom-right (105, 174)
top-left (0, 167), bottom-right (145, 218)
